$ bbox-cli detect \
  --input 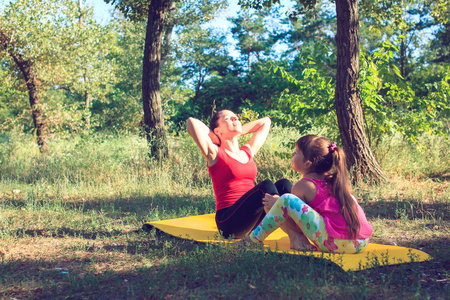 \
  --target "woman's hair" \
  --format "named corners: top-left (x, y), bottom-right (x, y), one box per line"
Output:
top-left (209, 109), bottom-right (225, 132)
top-left (296, 135), bottom-right (360, 239)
